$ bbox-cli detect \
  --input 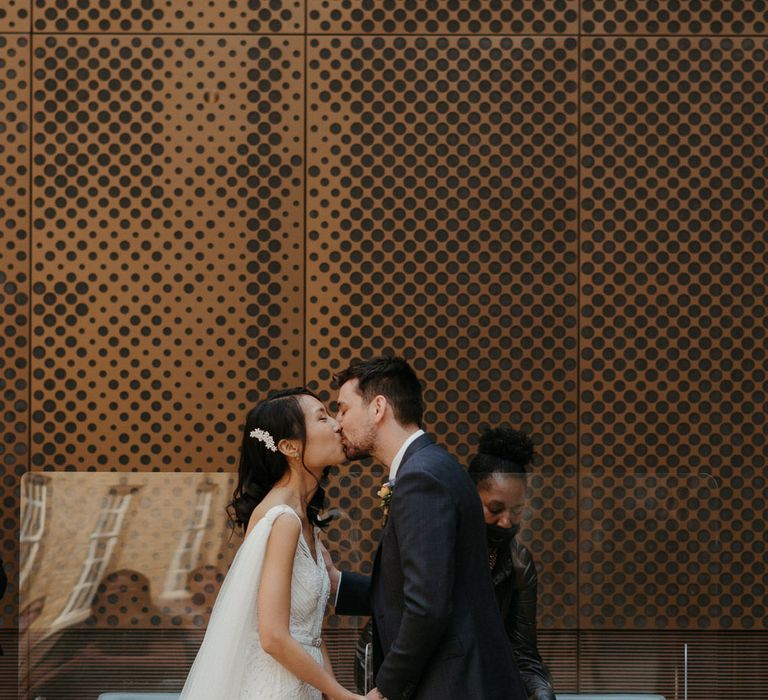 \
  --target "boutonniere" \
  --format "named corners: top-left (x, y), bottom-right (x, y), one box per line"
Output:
top-left (377, 479), bottom-right (395, 524)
